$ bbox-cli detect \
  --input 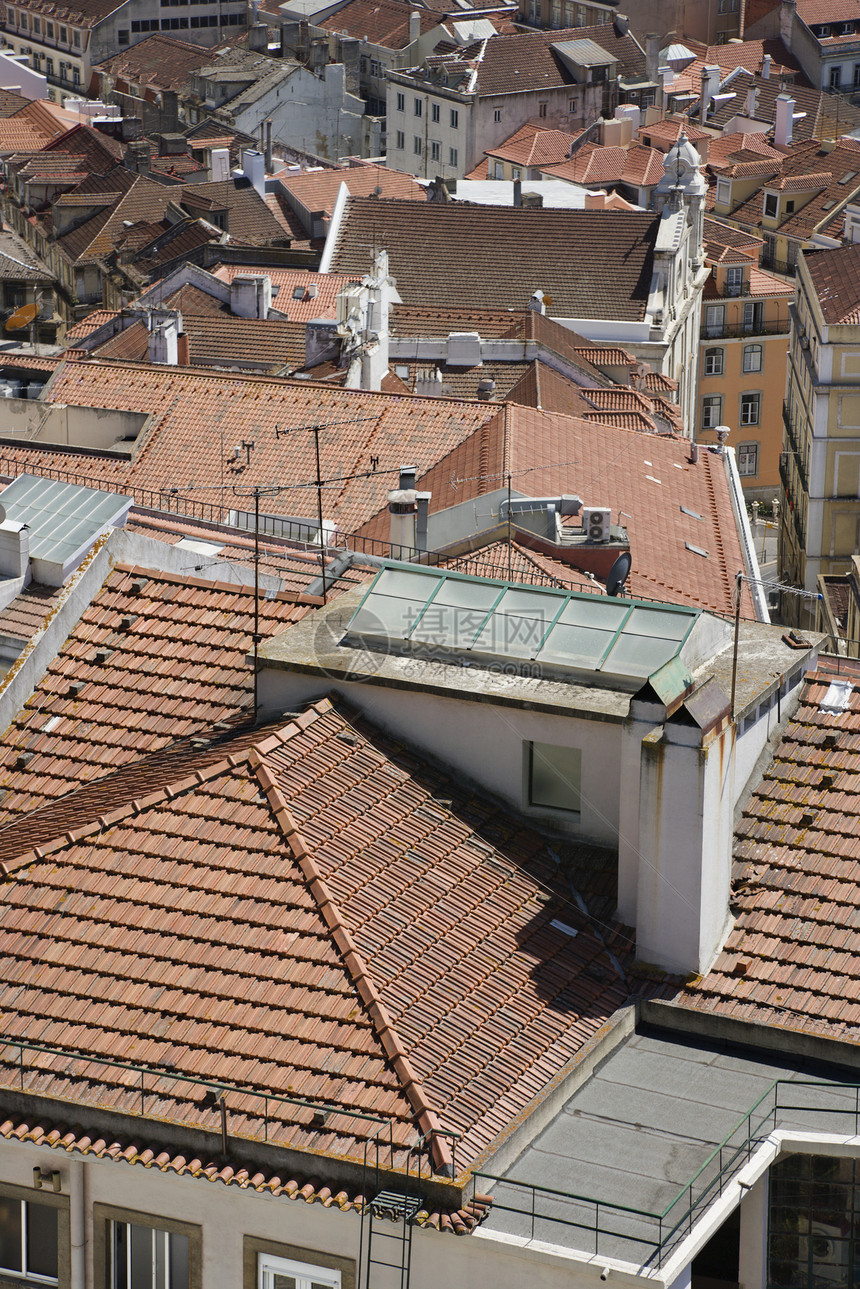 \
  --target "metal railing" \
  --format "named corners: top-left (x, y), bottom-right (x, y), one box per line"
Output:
top-left (701, 317), bottom-right (789, 341)
top-left (779, 452), bottom-right (806, 548)
top-left (781, 406), bottom-right (809, 491)
top-left (474, 1079), bottom-right (860, 1270)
